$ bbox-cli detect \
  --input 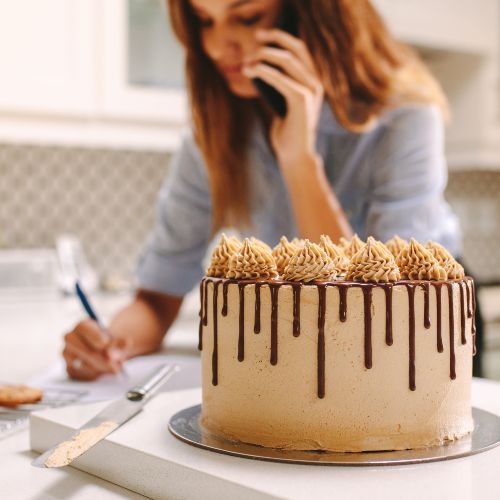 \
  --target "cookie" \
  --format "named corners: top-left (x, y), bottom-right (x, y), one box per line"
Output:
top-left (0, 385), bottom-right (43, 407)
